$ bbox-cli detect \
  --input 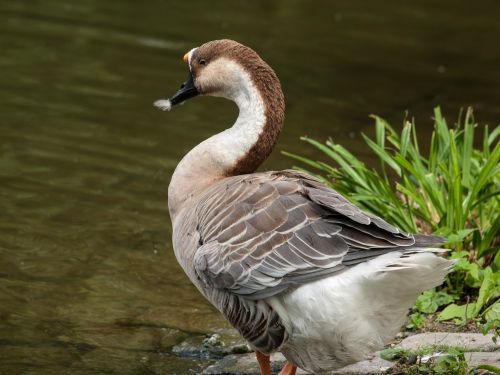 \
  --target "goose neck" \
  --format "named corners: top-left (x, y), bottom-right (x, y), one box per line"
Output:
top-left (168, 62), bottom-right (284, 218)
